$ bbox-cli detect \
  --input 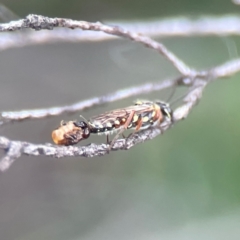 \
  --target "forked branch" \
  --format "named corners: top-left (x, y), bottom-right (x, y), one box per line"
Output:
top-left (0, 15), bottom-right (239, 171)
